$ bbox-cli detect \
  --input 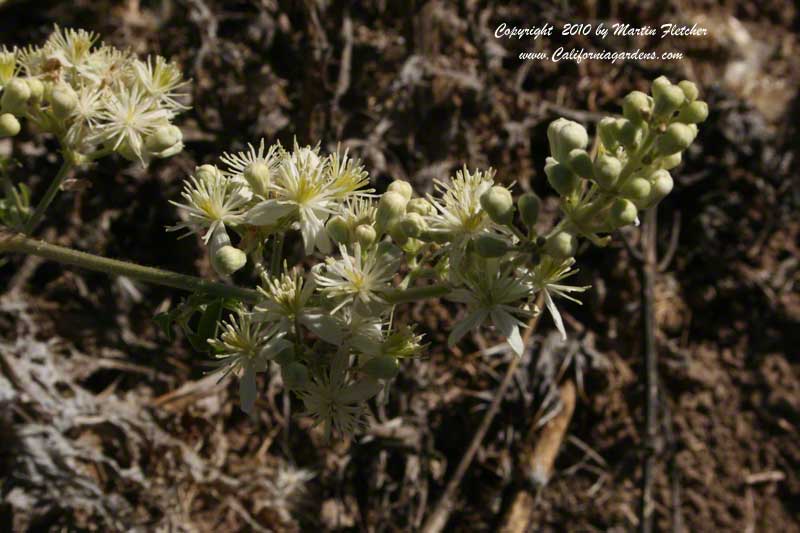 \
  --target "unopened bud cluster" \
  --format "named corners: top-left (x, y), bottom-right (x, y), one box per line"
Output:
top-left (0, 26), bottom-right (187, 165)
top-left (174, 78), bottom-right (704, 436)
